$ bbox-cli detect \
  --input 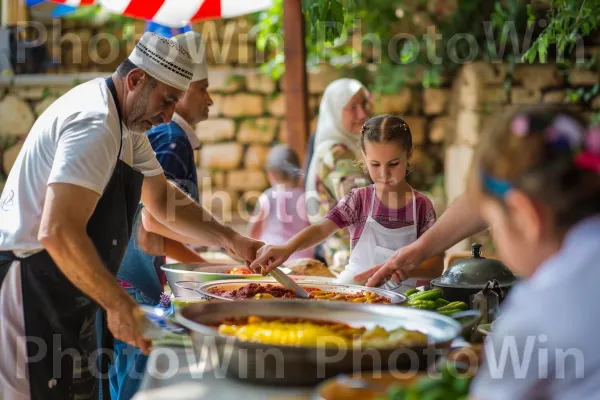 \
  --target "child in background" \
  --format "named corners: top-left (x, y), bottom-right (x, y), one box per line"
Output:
top-left (467, 106), bottom-right (600, 400)
top-left (251, 115), bottom-right (444, 291)
top-left (248, 145), bottom-right (314, 260)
